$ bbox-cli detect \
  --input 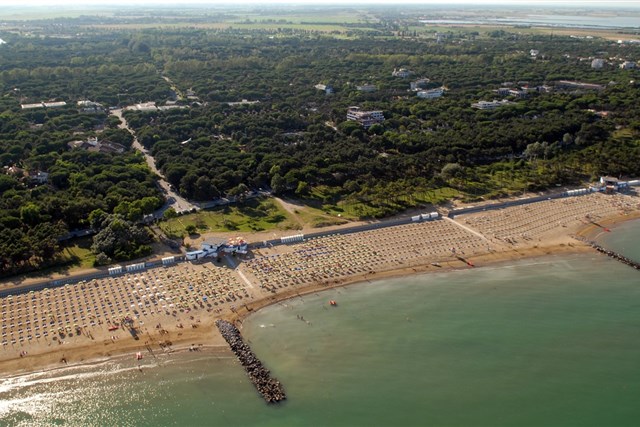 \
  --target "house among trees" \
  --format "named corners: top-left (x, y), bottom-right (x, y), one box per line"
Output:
top-left (3, 166), bottom-right (49, 184)
top-left (471, 99), bottom-right (514, 110)
top-left (314, 83), bottom-right (334, 94)
top-left (77, 100), bottom-right (104, 113)
top-left (416, 88), bottom-right (444, 99)
top-left (126, 102), bottom-right (157, 111)
top-left (620, 61), bottom-right (636, 69)
top-left (410, 78), bottom-right (430, 91)
top-left (29, 170), bottom-right (49, 184)
top-left (346, 106), bottom-right (385, 128)
top-left (21, 100), bottom-right (67, 109)
top-left (392, 67), bottom-right (412, 78)
top-left (68, 137), bottom-right (126, 154)
top-left (591, 58), bottom-right (605, 69)
top-left (356, 84), bottom-right (377, 92)
top-left (21, 103), bottom-right (45, 109)
top-left (43, 101), bottom-right (67, 108)
top-left (186, 88), bottom-right (199, 100)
